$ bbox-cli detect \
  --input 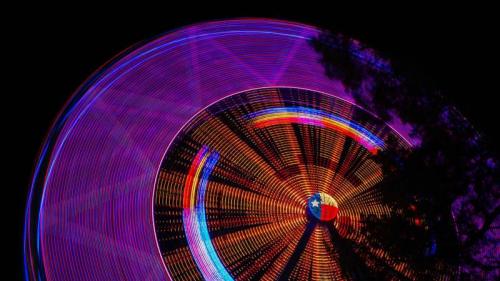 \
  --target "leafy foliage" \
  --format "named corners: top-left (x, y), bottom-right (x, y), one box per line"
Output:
top-left (311, 31), bottom-right (500, 280)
